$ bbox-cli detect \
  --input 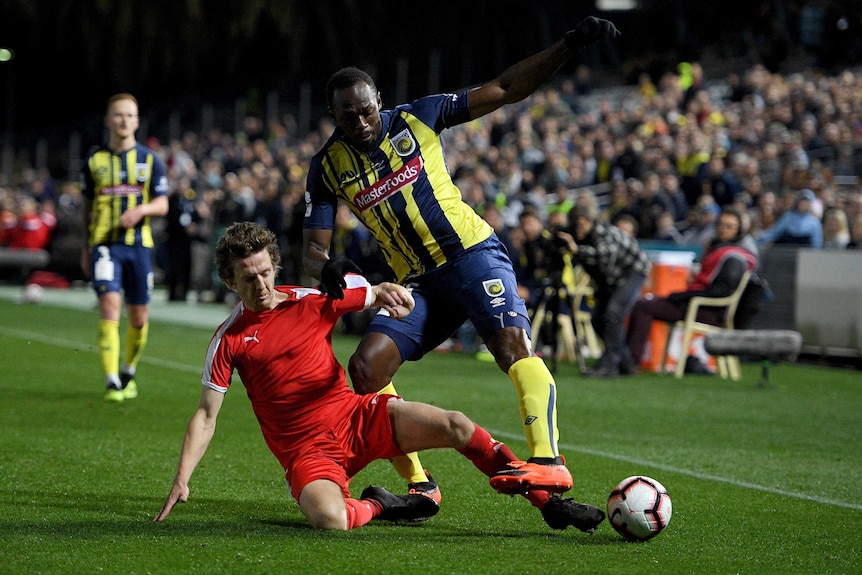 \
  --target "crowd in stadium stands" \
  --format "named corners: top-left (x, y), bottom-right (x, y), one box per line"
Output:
top-left (1, 62), bottom-right (861, 296)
